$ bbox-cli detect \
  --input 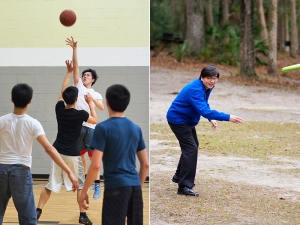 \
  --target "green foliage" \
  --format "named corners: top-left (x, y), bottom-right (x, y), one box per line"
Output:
top-left (150, 0), bottom-right (185, 46)
top-left (198, 23), bottom-right (269, 66)
top-left (172, 41), bottom-right (189, 62)
top-left (254, 39), bottom-right (268, 66)
top-left (198, 24), bottom-right (241, 66)
top-left (150, 0), bottom-right (173, 45)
